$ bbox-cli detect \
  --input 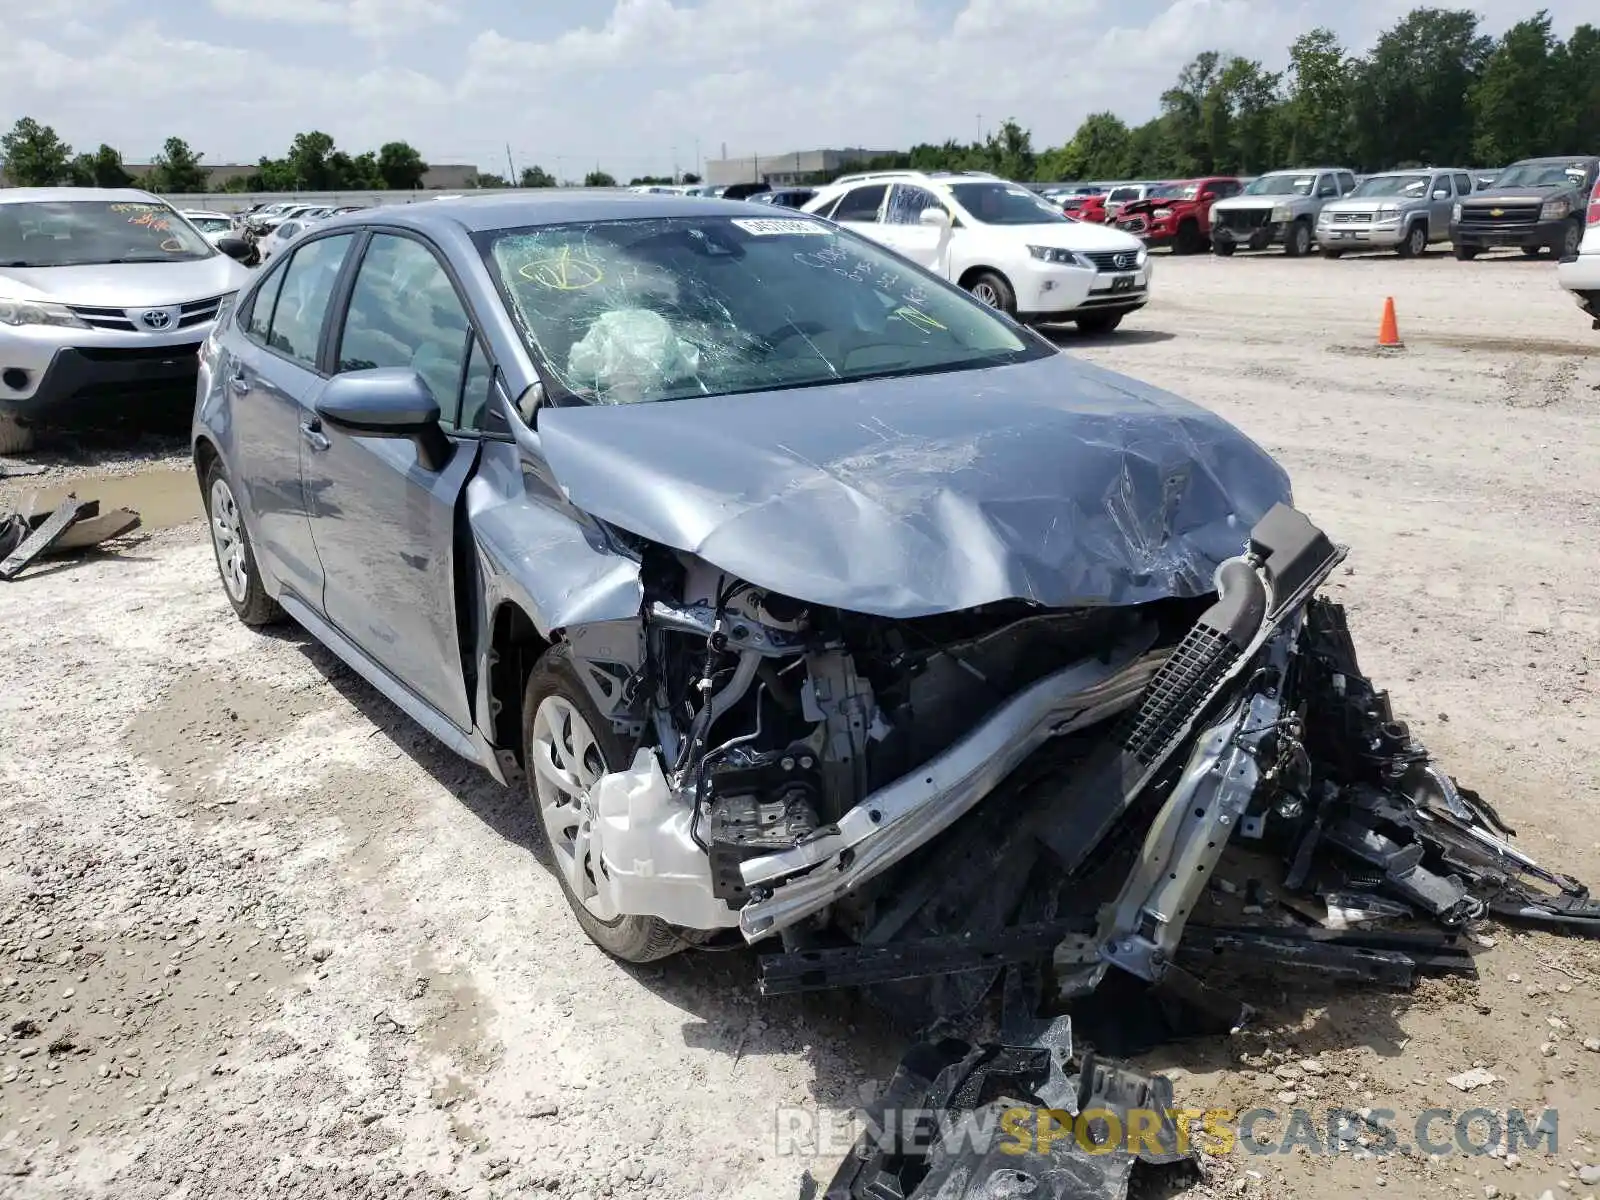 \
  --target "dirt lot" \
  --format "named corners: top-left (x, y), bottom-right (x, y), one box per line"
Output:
top-left (2, 249), bottom-right (1599, 1200)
